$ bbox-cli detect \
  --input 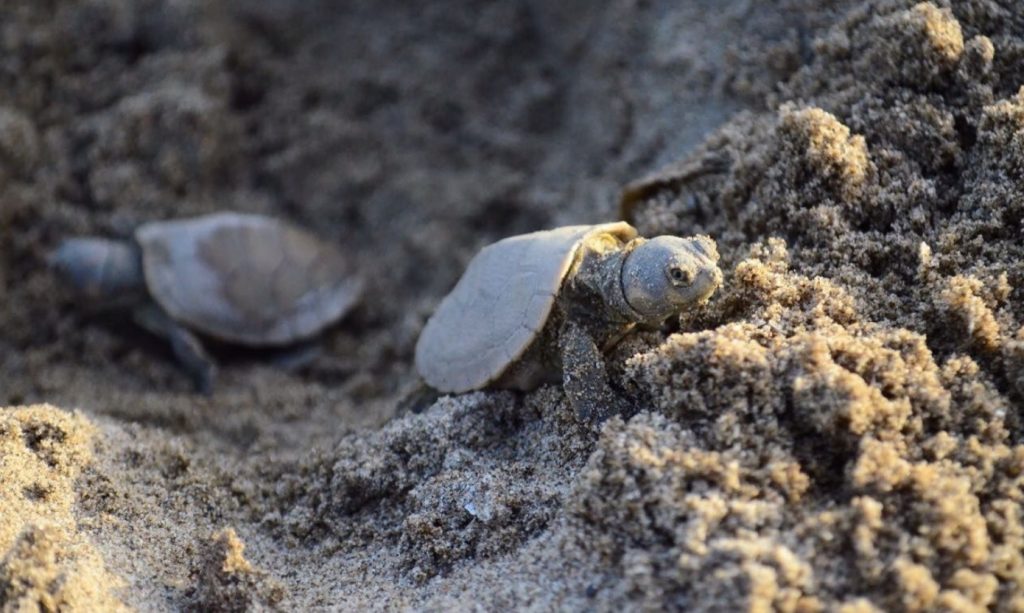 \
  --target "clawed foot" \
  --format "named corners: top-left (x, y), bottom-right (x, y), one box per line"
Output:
top-left (572, 393), bottom-right (635, 427)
